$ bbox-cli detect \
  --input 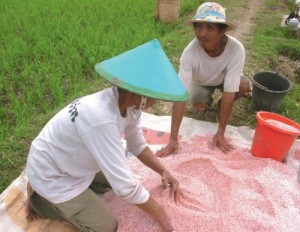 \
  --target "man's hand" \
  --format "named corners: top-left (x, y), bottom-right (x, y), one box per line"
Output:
top-left (215, 92), bottom-right (235, 153)
top-left (25, 199), bottom-right (40, 221)
top-left (161, 171), bottom-right (182, 203)
top-left (212, 132), bottom-right (234, 153)
top-left (156, 139), bottom-right (179, 158)
top-left (156, 101), bottom-right (185, 158)
top-left (25, 182), bottom-right (41, 221)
